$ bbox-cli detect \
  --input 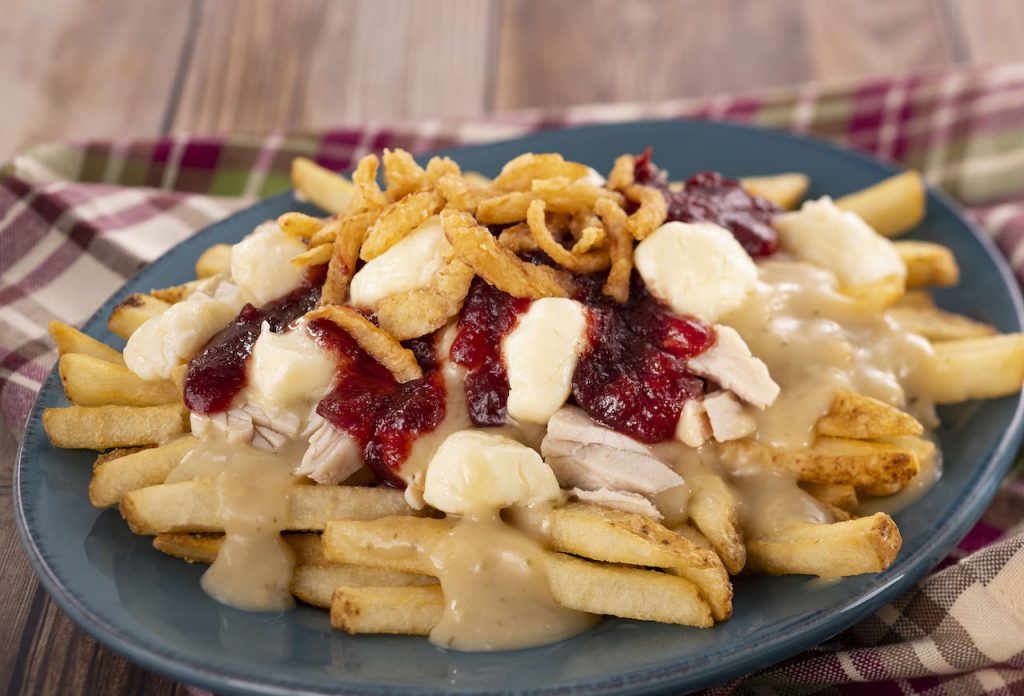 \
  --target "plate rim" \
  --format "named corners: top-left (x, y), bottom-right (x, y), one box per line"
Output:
top-left (14, 117), bottom-right (1024, 696)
